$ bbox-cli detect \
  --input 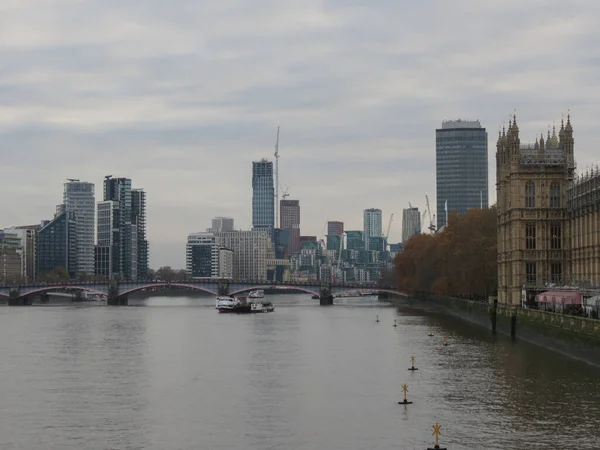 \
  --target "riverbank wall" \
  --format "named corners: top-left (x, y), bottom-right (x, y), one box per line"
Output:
top-left (404, 294), bottom-right (600, 367)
